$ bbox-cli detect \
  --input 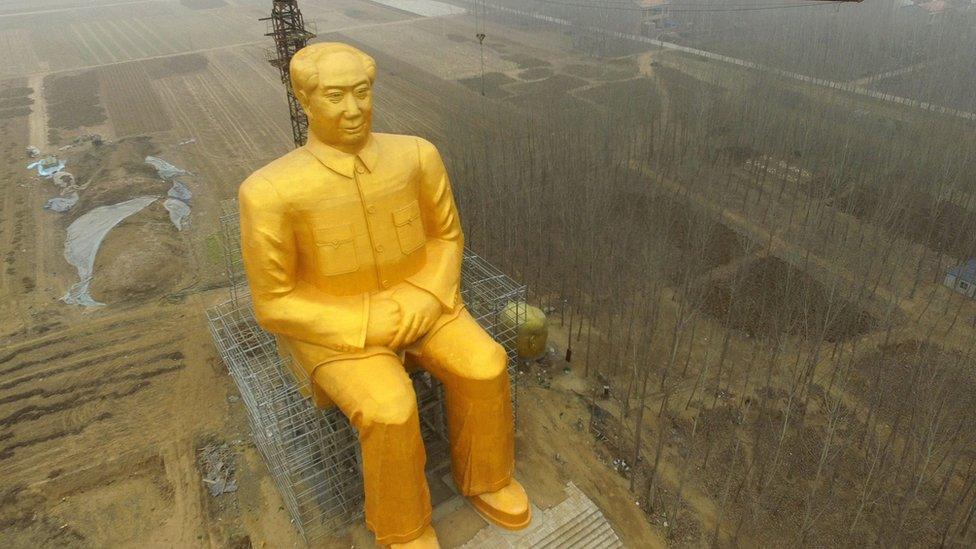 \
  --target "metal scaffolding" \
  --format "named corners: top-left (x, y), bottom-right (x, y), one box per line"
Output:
top-left (262, 1), bottom-right (316, 147)
top-left (207, 200), bottom-right (524, 542)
